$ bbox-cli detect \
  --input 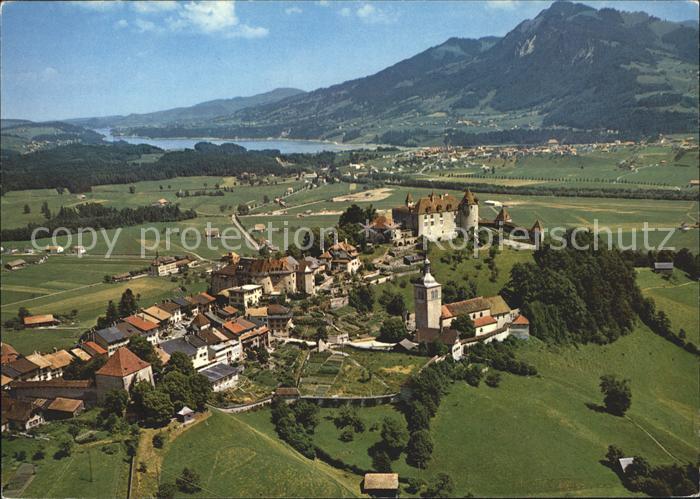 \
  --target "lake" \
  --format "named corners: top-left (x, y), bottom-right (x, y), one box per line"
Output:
top-left (93, 128), bottom-right (360, 154)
